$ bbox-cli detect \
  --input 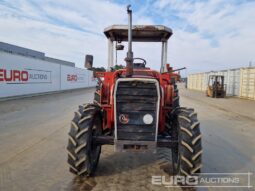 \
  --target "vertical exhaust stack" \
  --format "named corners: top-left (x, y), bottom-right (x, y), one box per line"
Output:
top-left (125, 5), bottom-right (133, 77)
